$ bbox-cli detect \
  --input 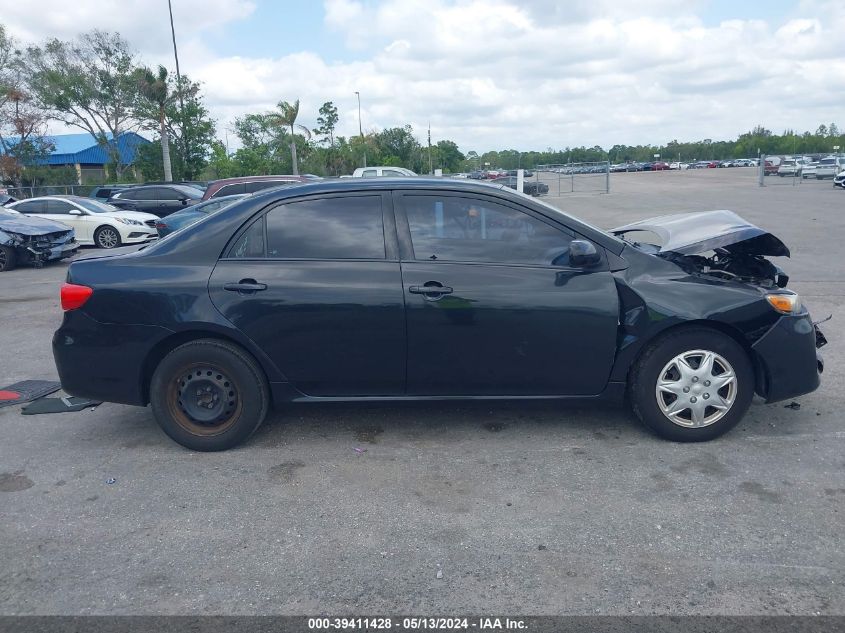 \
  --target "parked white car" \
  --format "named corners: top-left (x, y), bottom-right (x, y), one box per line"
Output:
top-left (803, 156), bottom-right (845, 180)
top-left (8, 196), bottom-right (158, 249)
top-left (833, 171), bottom-right (845, 189)
top-left (351, 166), bottom-right (418, 177)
